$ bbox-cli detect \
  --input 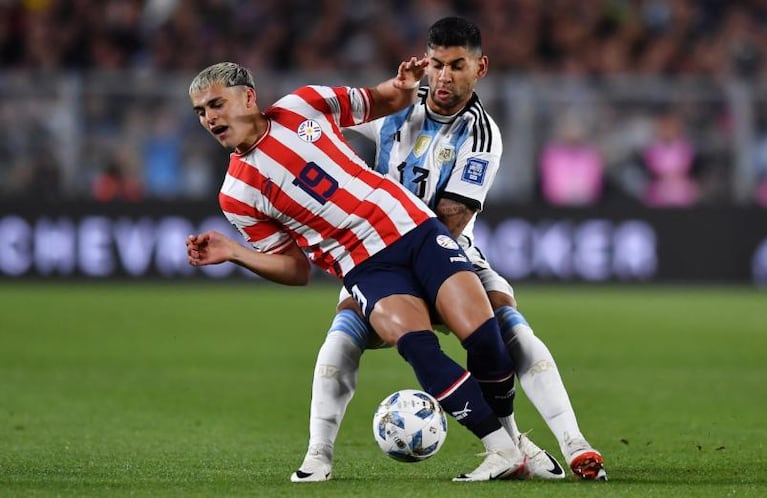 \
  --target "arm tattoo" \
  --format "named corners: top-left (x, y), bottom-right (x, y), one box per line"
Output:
top-left (436, 198), bottom-right (475, 239)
